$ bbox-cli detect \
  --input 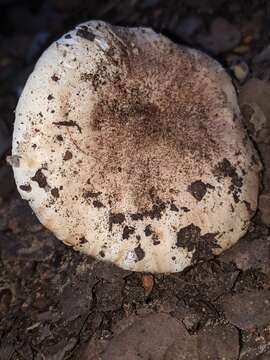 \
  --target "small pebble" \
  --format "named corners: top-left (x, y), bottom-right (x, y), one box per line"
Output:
top-left (231, 61), bottom-right (249, 83)
top-left (142, 274), bottom-right (154, 296)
